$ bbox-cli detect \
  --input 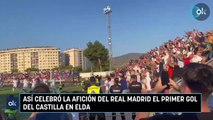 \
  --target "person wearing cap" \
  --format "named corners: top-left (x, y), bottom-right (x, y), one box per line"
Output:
top-left (87, 76), bottom-right (101, 94)
top-left (129, 75), bottom-right (142, 120)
